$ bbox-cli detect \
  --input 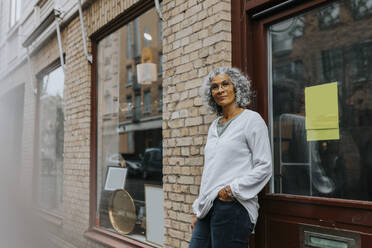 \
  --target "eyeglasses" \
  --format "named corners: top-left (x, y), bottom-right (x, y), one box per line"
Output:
top-left (210, 80), bottom-right (233, 93)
